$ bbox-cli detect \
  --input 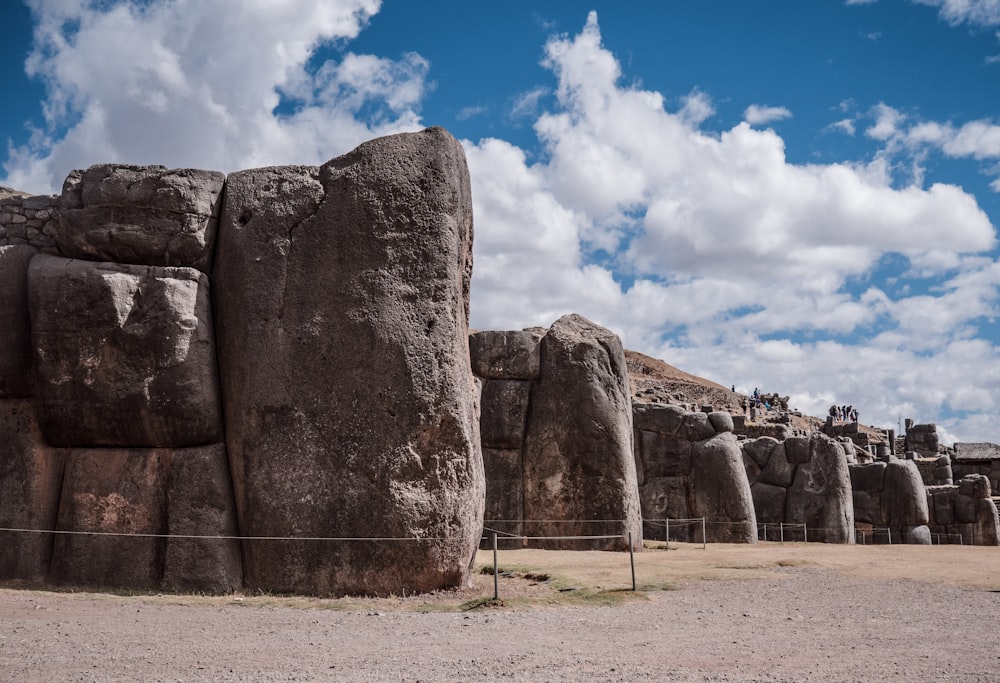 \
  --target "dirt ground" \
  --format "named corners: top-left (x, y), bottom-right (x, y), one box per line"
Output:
top-left (2, 542), bottom-right (999, 682)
